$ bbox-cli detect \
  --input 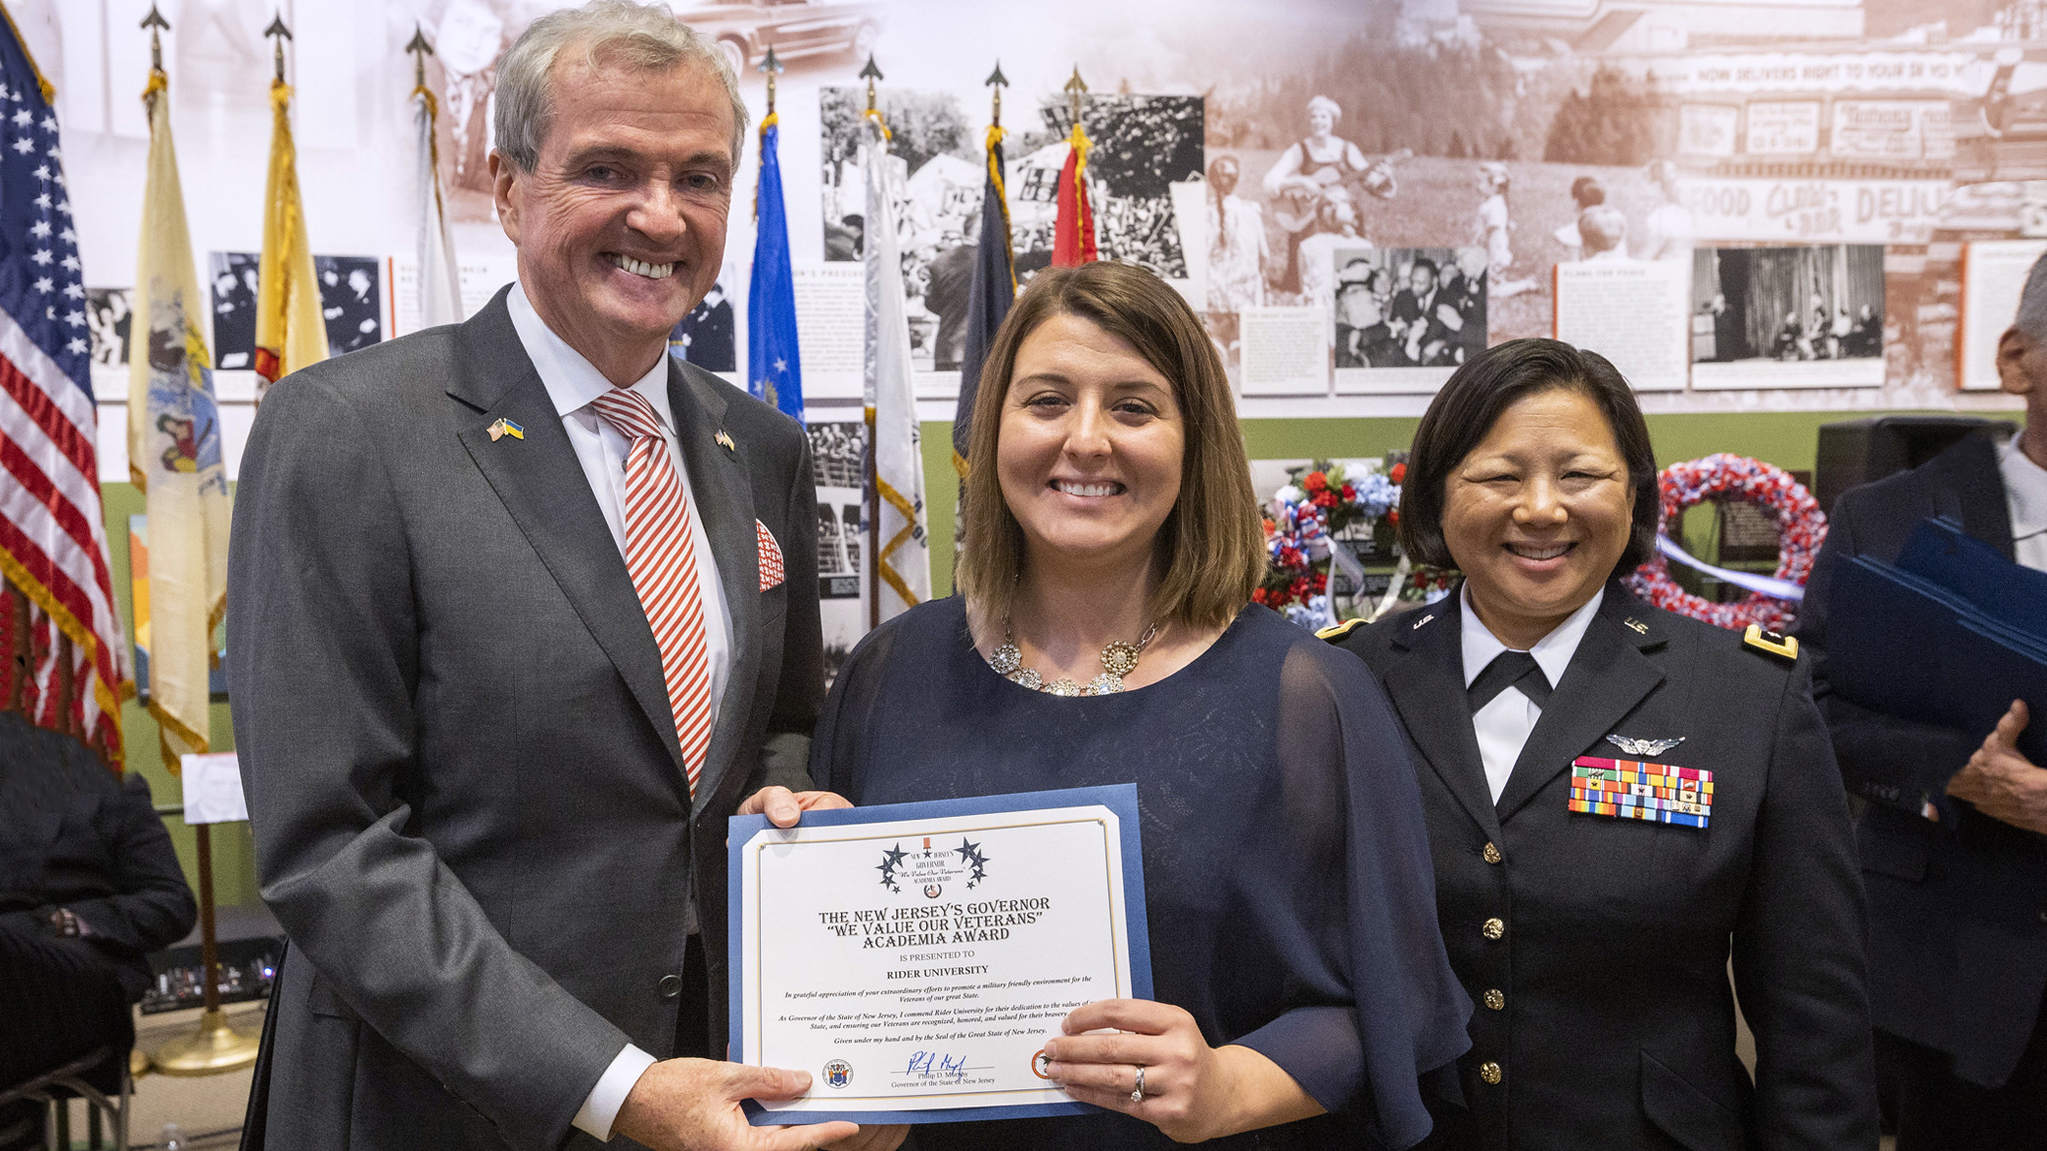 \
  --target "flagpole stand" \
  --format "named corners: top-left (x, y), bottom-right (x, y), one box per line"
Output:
top-left (151, 823), bottom-right (261, 1075)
